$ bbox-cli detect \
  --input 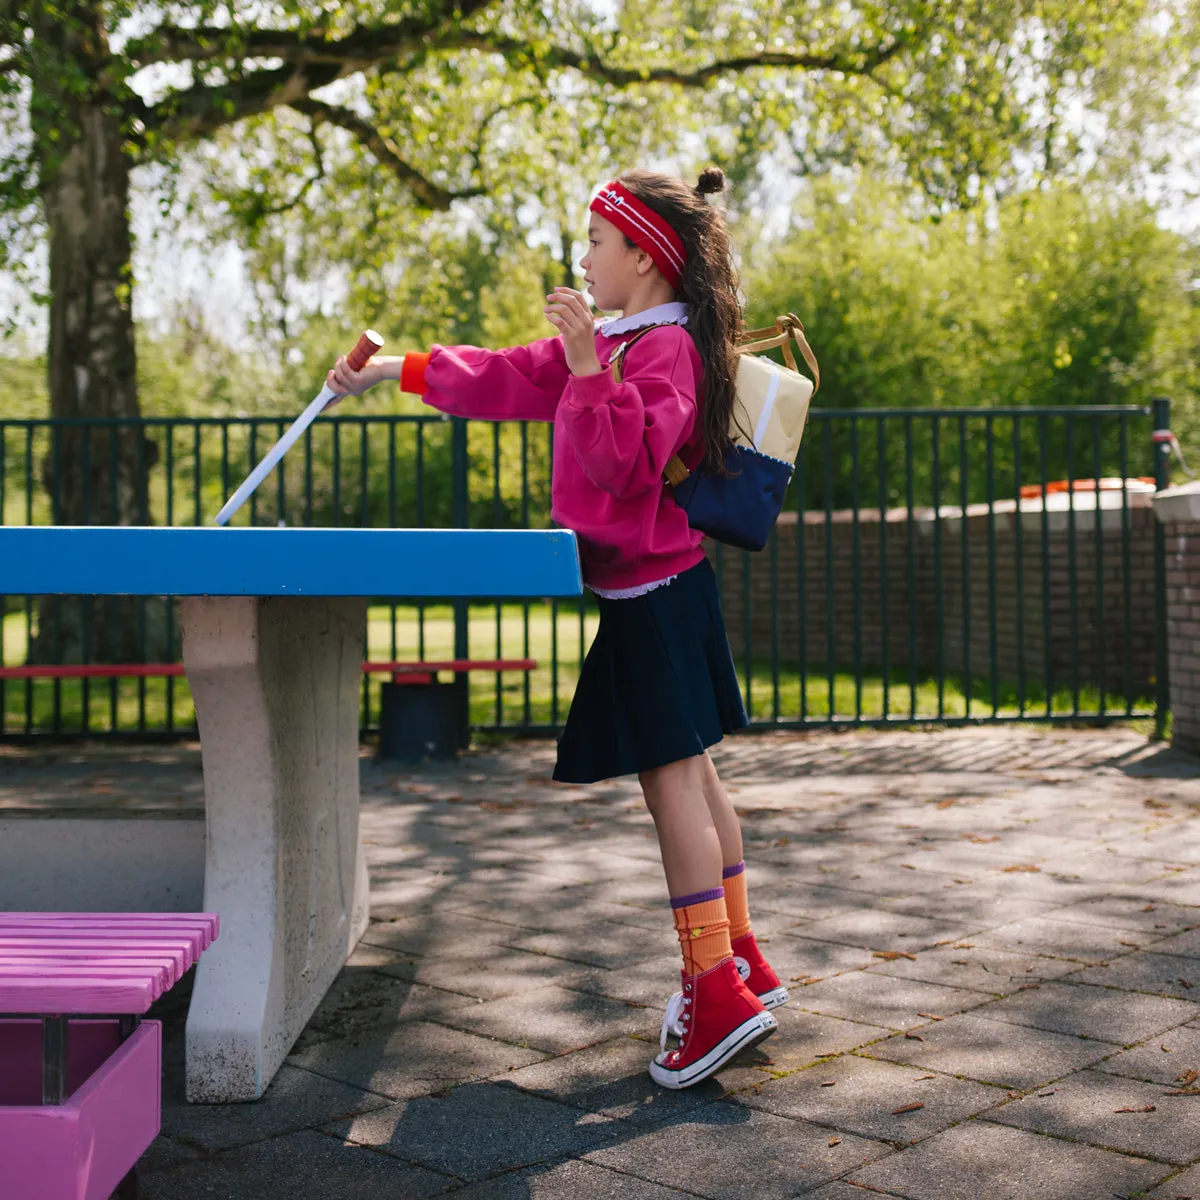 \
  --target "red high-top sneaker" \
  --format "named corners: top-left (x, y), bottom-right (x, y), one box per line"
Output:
top-left (649, 956), bottom-right (777, 1090)
top-left (732, 932), bottom-right (789, 1008)
top-left (663, 932), bottom-right (788, 1038)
